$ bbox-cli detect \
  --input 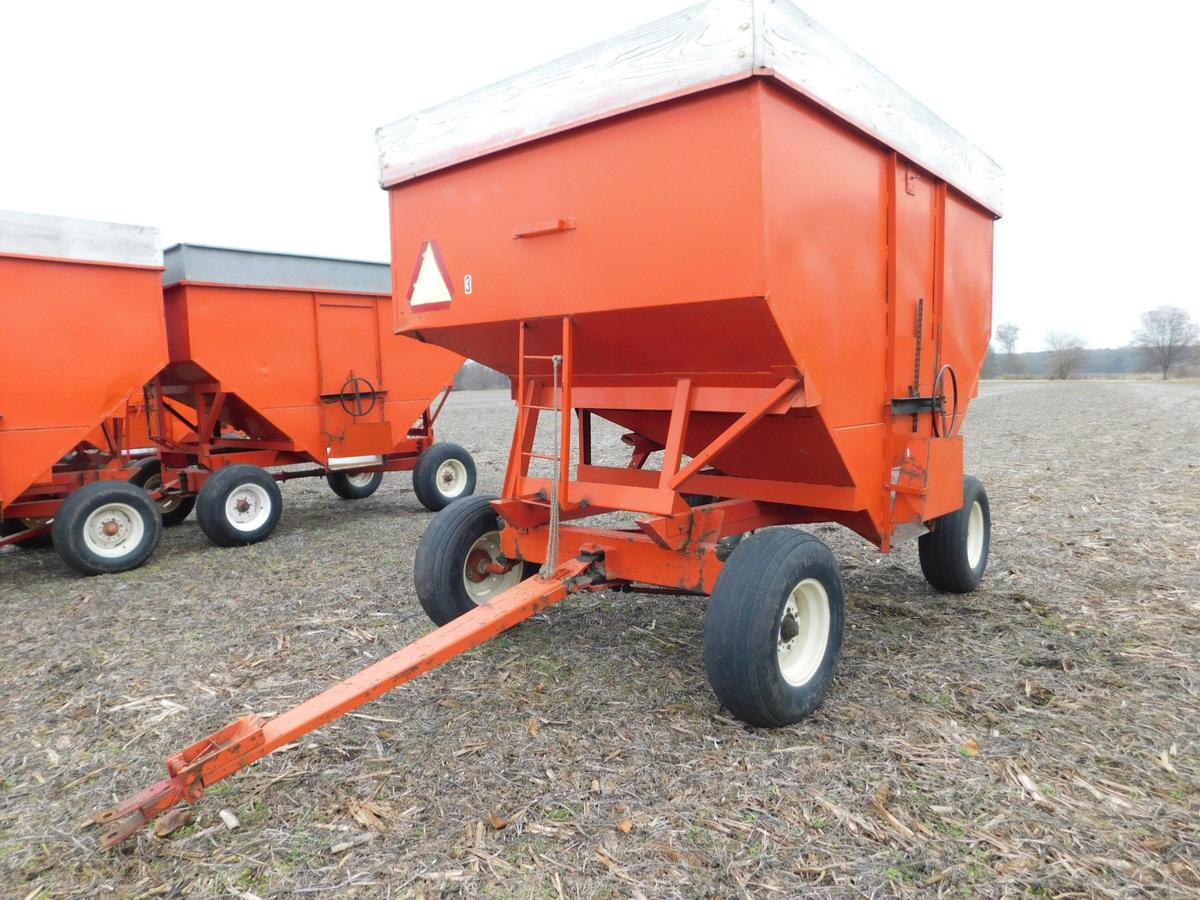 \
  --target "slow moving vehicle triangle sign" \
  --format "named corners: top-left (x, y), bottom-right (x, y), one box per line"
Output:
top-left (407, 240), bottom-right (453, 310)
